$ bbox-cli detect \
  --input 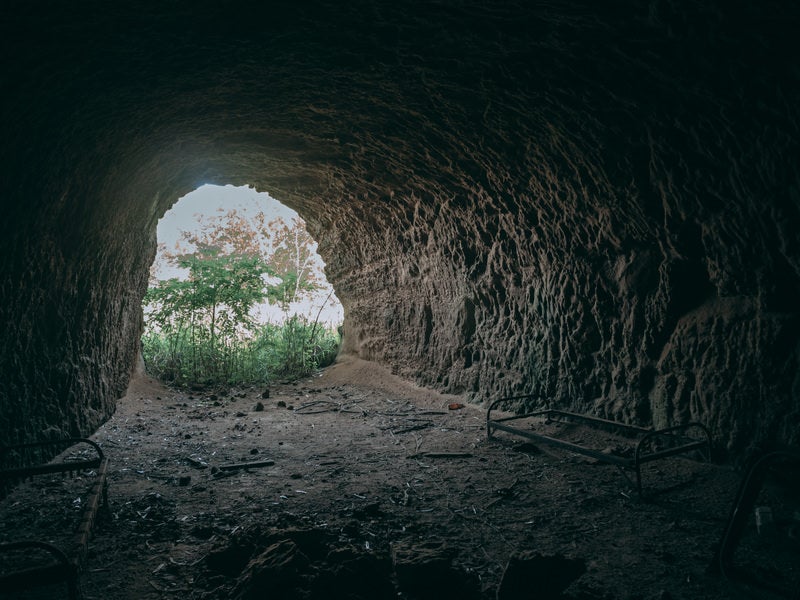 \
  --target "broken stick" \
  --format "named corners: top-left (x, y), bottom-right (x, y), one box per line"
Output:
top-left (407, 452), bottom-right (473, 459)
top-left (217, 459), bottom-right (275, 472)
